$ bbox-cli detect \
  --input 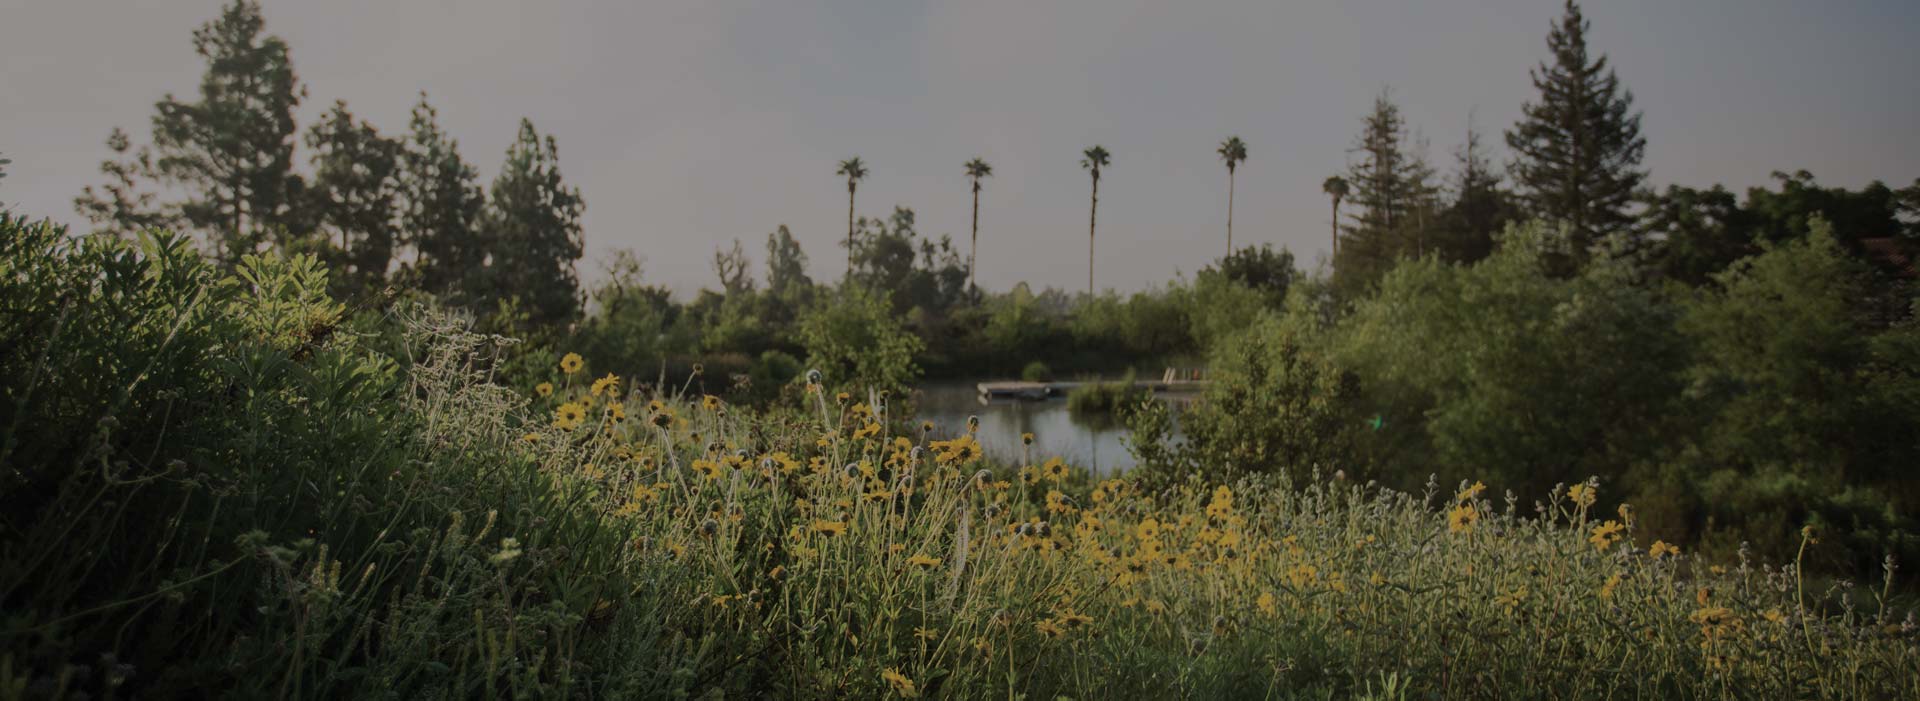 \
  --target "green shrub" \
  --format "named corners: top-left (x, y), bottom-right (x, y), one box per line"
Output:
top-left (1137, 313), bottom-right (1366, 485)
top-left (0, 216), bottom-right (657, 697)
top-left (795, 285), bottom-right (924, 394)
top-left (1021, 360), bottom-right (1054, 382)
top-left (1065, 369), bottom-right (1150, 424)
